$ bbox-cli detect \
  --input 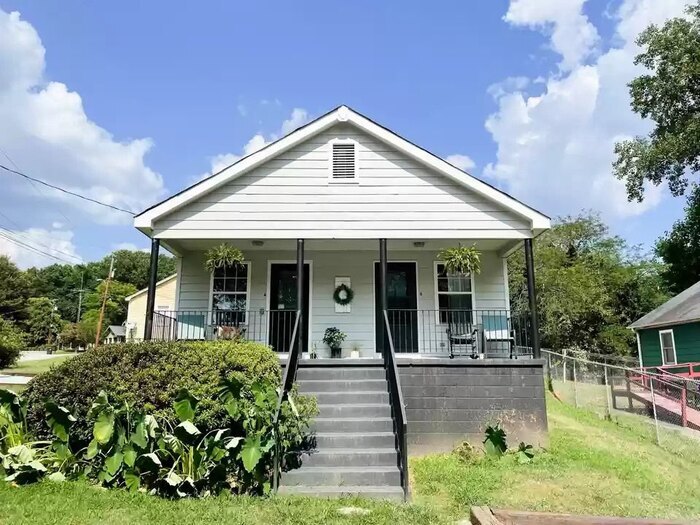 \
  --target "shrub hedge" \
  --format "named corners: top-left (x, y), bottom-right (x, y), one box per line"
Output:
top-left (23, 340), bottom-right (281, 444)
